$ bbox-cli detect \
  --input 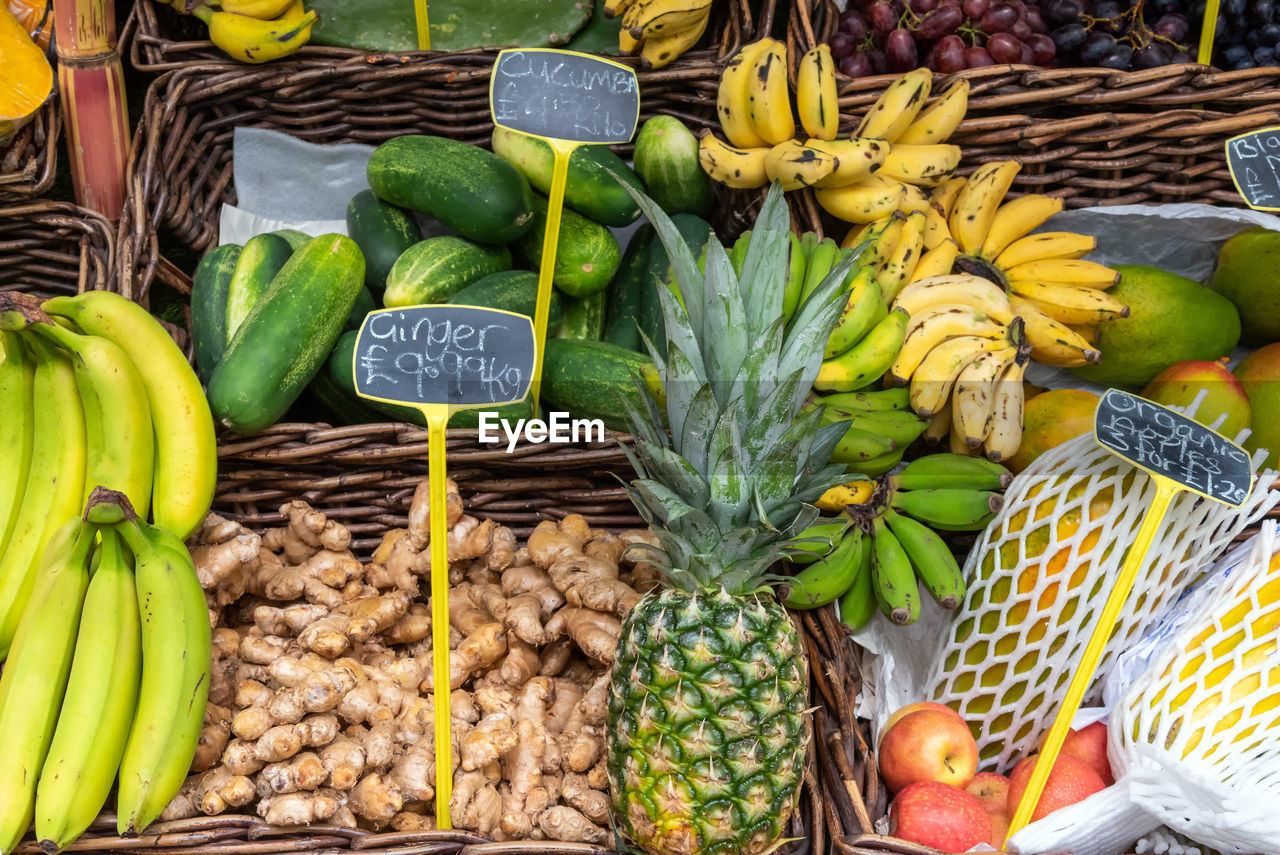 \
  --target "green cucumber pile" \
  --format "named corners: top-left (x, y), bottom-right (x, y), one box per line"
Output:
top-left (189, 115), bottom-right (715, 435)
